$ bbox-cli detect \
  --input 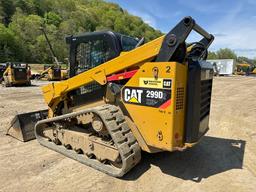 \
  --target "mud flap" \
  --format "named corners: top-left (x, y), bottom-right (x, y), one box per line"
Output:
top-left (6, 110), bottom-right (48, 142)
